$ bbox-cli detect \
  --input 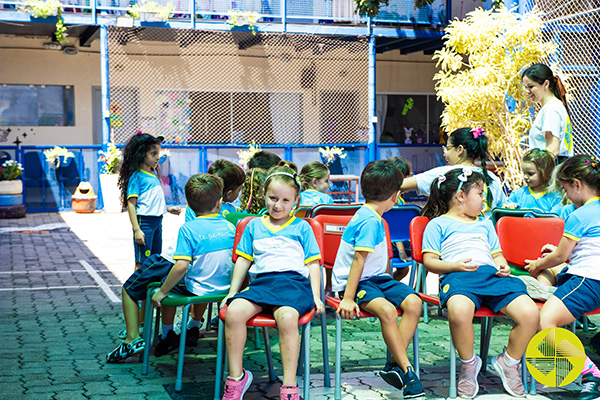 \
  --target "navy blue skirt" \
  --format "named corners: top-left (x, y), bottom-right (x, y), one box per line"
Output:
top-left (439, 265), bottom-right (527, 313)
top-left (228, 271), bottom-right (315, 315)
